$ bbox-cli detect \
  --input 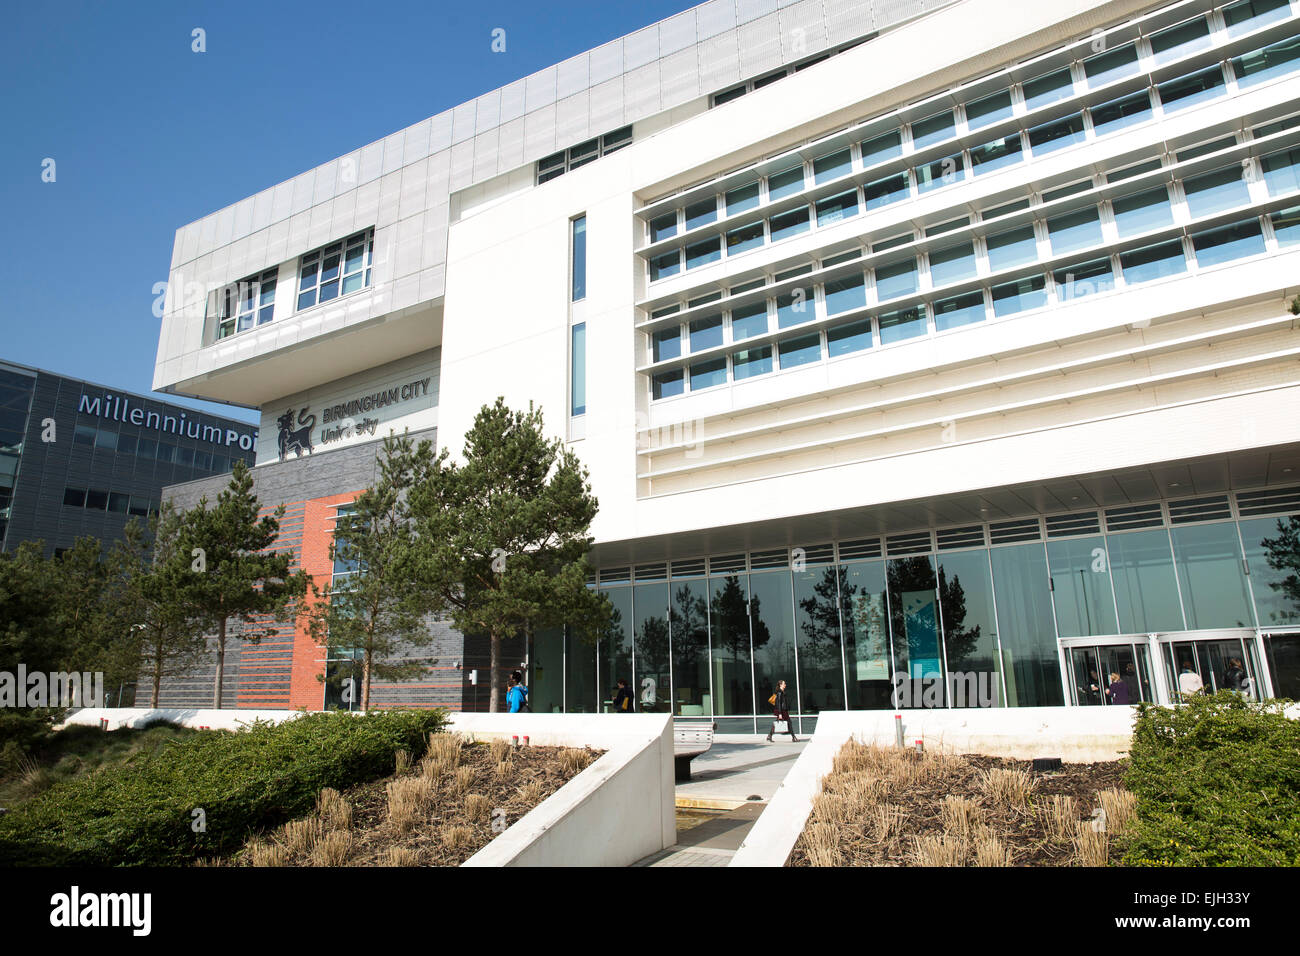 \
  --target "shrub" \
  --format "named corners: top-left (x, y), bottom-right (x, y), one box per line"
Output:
top-left (1123, 692), bottom-right (1300, 866)
top-left (0, 709), bottom-right (446, 866)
